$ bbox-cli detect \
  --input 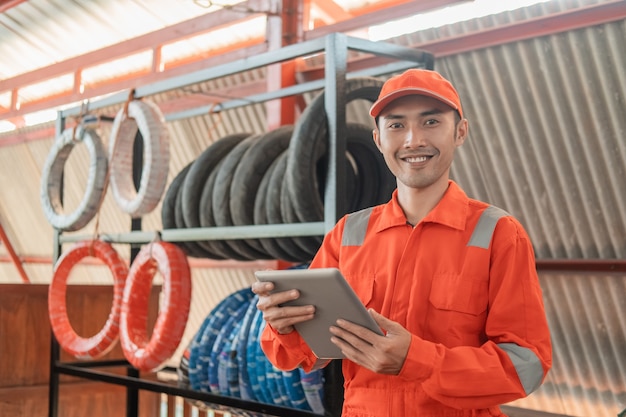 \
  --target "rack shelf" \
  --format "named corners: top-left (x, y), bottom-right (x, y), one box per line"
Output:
top-left (49, 33), bottom-right (433, 417)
